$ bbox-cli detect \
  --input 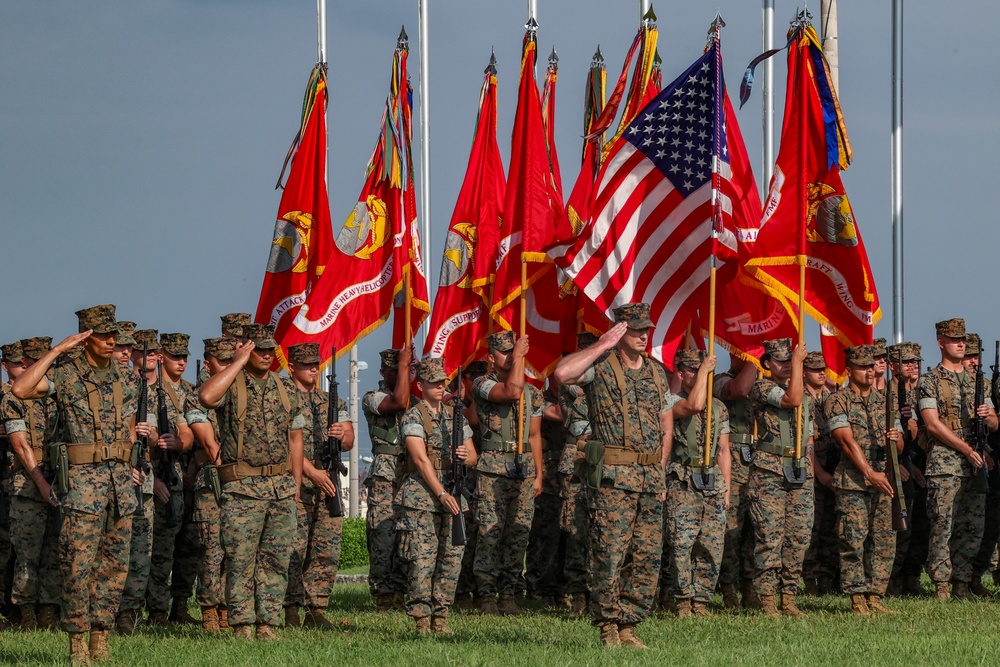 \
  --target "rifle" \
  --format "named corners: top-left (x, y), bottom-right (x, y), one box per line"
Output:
top-left (885, 355), bottom-right (909, 531)
top-left (323, 349), bottom-right (347, 518)
top-left (132, 344), bottom-right (151, 506)
top-left (155, 358), bottom-right (179, 527)
top-left (973, 349), bottom-right (991, 493)
top-left (449, 366), bottom-right (473, 546)
top-left (895, 375), bottom-right (916, 498)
